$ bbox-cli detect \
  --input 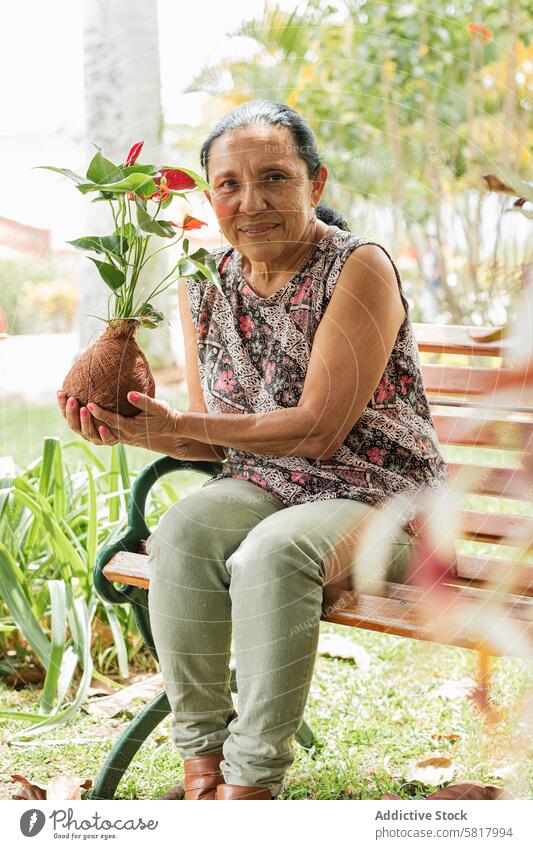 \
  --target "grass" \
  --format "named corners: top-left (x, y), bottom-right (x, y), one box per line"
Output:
top-left (1, 387), bottom-right (187, 470)
top-left (2, 624), bottom-right (532, 800)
